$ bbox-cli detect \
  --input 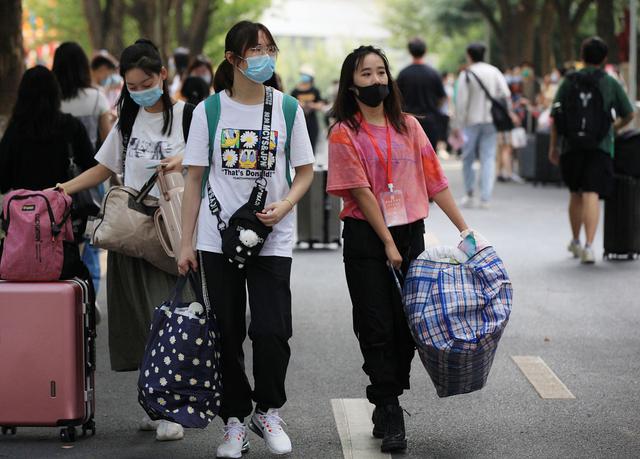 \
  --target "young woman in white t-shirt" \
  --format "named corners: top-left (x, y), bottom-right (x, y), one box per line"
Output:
top-left (179, 21), bottom-right (314, 458)
top-left (57, 39), bottom-right (189, 442)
